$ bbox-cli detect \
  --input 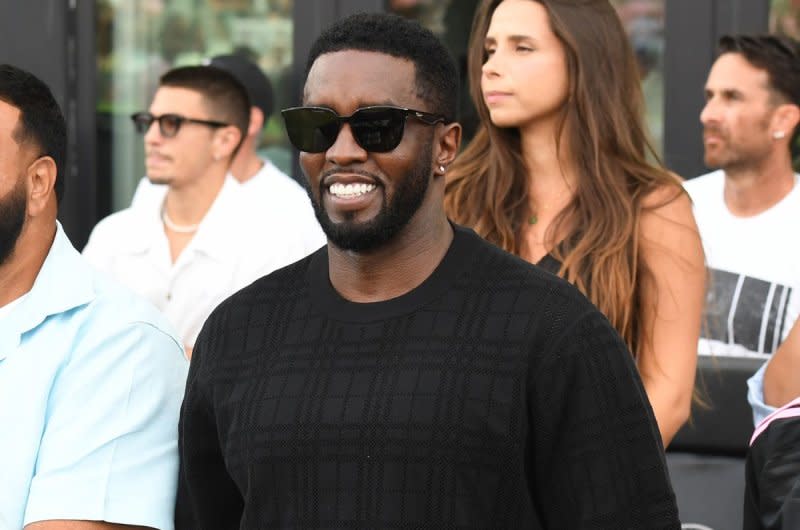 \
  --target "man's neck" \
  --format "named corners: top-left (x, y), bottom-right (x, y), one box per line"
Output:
top-left (229, 139), bottom-right (263, 184)
top-left (163, 168), bottom-right (227, 226)
top-left (327, 212), bottom-right (453, 304)
top-left (723, 154), bottom-right (796, 217)
top-left (0, 220), bottom-right (56, 307)
top-left (162, 168), bottom-right (227, 263)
